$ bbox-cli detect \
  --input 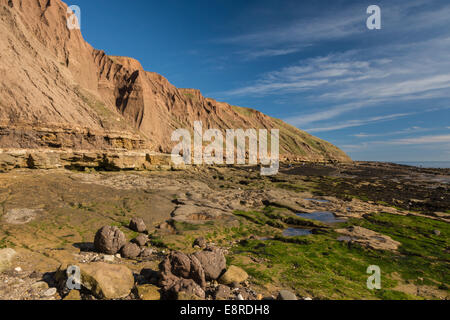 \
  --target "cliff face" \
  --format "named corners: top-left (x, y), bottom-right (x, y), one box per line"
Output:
top-left (0, 0), bottom-right (351, 162)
